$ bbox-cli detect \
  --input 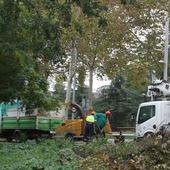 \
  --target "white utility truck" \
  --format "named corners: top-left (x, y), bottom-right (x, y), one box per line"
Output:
top-left (136, 16), bottom-right (170, 139)
top-left (136, 83), bottom-right (170, 138)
